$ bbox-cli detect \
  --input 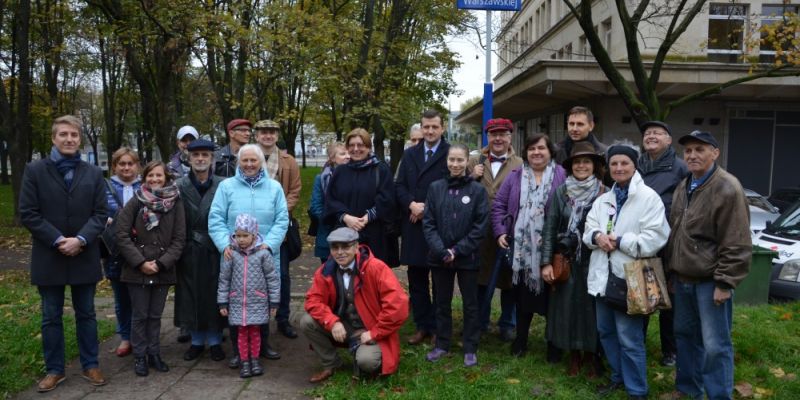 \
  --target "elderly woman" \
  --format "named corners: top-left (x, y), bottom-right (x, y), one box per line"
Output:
top-left (540, 141), bottom-right (607, 377)
top-left (116, 161), bottom-right (186, 377)
top-left (103, 147), bottom-right (142, 358)
top-left (309, 142), bottom-right (350, 263)
top-left (324, 128), bottom-right (395, 263)
top-left (583, 144), bottom-right (669, 399)
top-left (491, 134), bottom-right (566, 359)
top-left (209, 143), bottom-right (289, 368)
